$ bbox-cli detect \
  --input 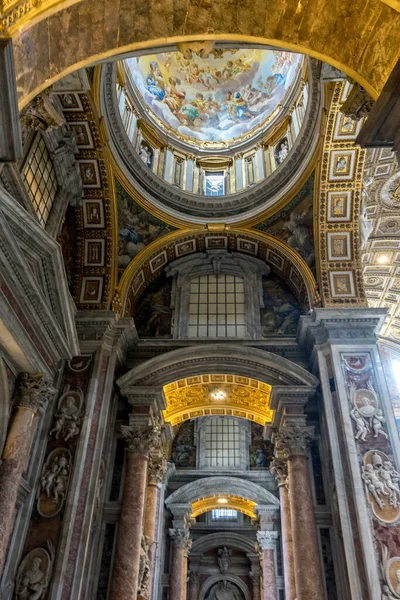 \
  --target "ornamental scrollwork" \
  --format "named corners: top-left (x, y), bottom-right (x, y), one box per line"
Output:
top-left (274, 425), bottom-right (314, 458)
top-left (16, 373), bottom-right (55, 414)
